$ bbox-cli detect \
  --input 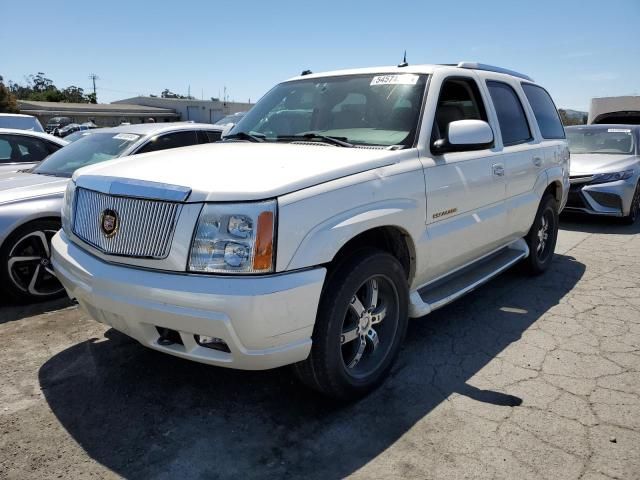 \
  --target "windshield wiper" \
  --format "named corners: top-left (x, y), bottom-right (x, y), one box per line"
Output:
top-left (277, 133), bottom-right (354, 148)
top-left (223, 131), bottom-right (265, 143)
